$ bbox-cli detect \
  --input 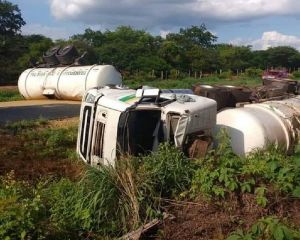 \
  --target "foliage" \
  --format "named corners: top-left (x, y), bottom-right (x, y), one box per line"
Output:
top-left (0, 0), bottom-right (25, 36)
top-left (1, 2), bottom-right (300, 85)
top-left (142, 143), bottom-right (195, 198)
top-left (5, 118), bottom-right (47, 132)
top-left (125, 76), bottom-right (261, 90)
top-left (0, 0), bottom-right (26, 84)
top-left (17, 35), bottom-right (53, 68)
top-left (0, 142), bottom-right (196, 239)
top-left (245, 68), bottom-right (263, 77)
top-left (219, 70), bottom-right (233, 79)
top-left (0, 89), bottom-right (23, 102)
top-left (292, 70), bottom-right (300, 79)
top-left (0, 172), bottom-right (47, 240)
top-left (227, 217), bottom-right (300, 240)
top-left (191, 130), bottom-right (300, 205)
